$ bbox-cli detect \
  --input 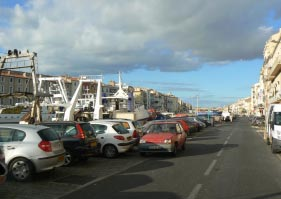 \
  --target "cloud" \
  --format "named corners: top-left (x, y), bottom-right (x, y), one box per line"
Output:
top-left (0, 0), bottom-right (279, 76)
